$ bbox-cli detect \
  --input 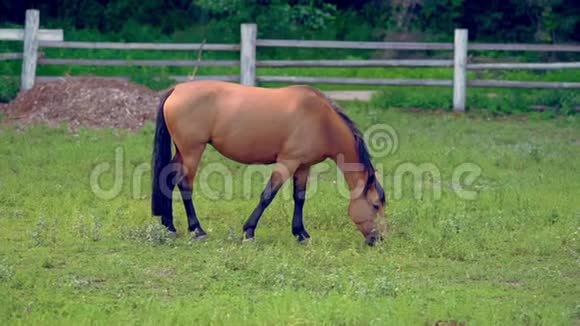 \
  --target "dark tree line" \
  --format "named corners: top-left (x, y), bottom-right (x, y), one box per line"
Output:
top-left (1, 0), bottom-right (578, 42)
